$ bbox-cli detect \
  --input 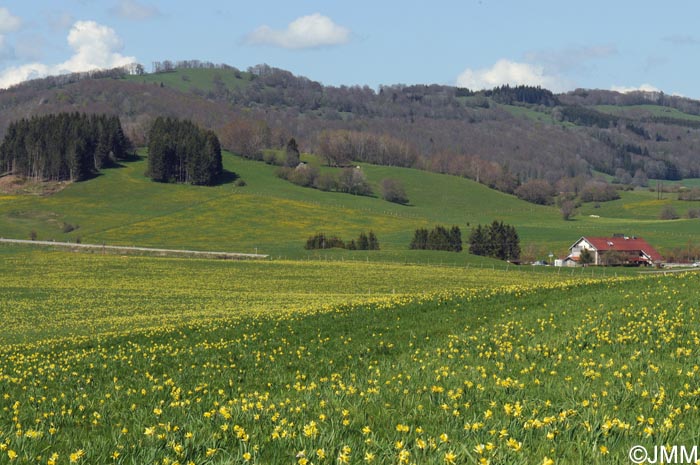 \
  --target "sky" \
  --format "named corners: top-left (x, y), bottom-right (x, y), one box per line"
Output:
top-left (1, 0), bottom-right (700, 97)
